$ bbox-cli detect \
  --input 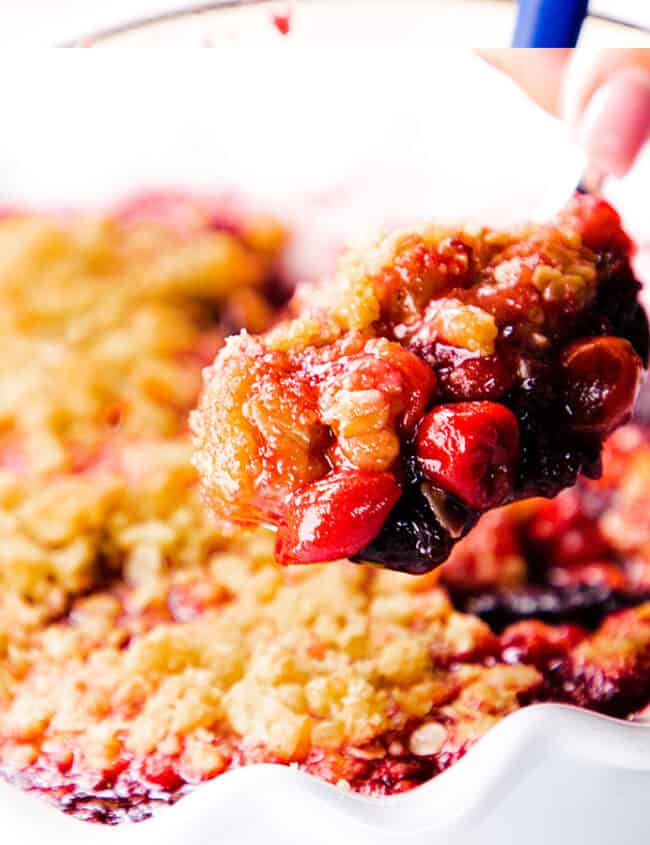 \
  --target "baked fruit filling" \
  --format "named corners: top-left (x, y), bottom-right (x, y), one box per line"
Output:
top-left (192, 195), bottom-right (649, 572)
